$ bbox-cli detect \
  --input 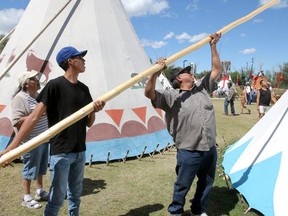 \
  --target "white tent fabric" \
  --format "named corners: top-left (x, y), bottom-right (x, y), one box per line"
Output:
top-left (222, 90), bottom-right (288, 215)
top-left (0, 0), bottom-right (173, 162)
